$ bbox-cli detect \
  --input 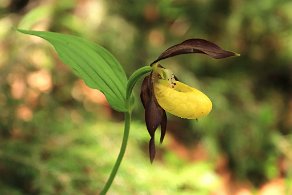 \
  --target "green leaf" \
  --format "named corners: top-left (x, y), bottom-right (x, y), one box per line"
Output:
top-left (18, 29), bottom-right (128, 112)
